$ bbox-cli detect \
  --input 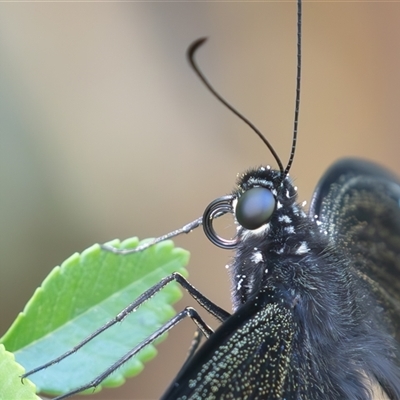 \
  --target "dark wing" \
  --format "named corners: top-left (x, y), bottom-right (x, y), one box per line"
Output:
top-left (309, 158), bottom-right (400, 340)
top-left (161, 289), bottom-right (299, 400)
